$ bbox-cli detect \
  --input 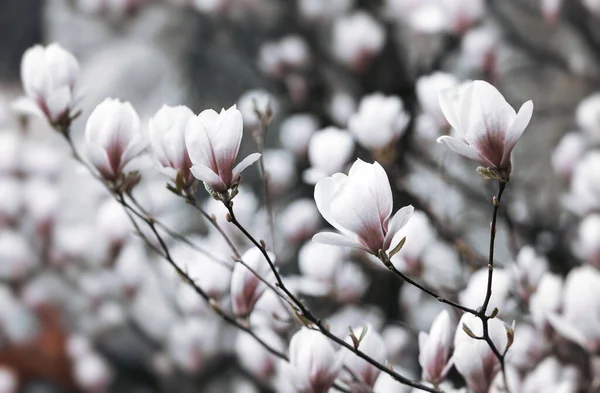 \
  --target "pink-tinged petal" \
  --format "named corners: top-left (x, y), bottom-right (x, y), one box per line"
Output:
top-left (120, 137), bottom-right (147, 169)
top-left (45, 86), bottom-right (71, 122)
top-left (330, 179), bottom-right (385, 253)
top-left (384, 205), bottom-right (414, 251)
top-left (547, 313), bottom-right (589, 349)
top-left (212, 105), bottom-right (243, 180)
top-left (312, 232), bottom-right (369, 253)
top-left (86, 144), bottom-right (113, 179)
top-left (11, 96), bottom-right (44, 119)
top-left (438, 82), bottom-right (472, 133)
top-left (232, 152), bottom-right (261, 179)
top-left (314, 173), bottom-right (350, 234)
top-left (501, 100), bottom-right (534, 168)
top-left (348, 160), bottom-right (393, 227)
top-left (437, 135), bottom-right (495, 167)
top-left (190, 164), bottom-right (227, 192)
top-left (185, 116), bottom-right (218, 171)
